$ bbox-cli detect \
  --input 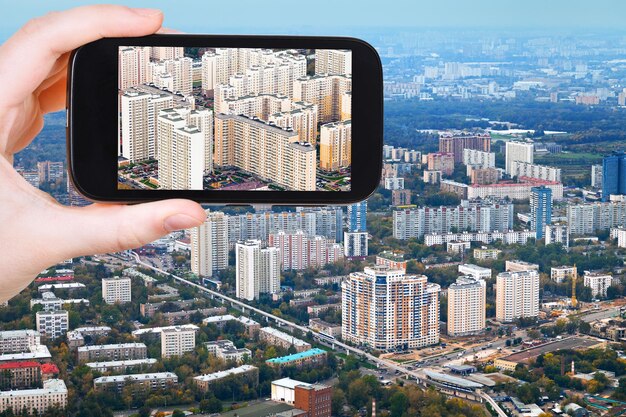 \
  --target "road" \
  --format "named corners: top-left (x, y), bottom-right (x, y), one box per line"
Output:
top-left (130, 251), bottom-right (507, 416)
